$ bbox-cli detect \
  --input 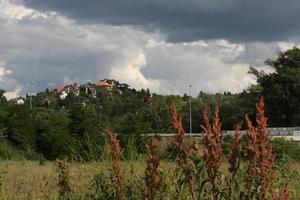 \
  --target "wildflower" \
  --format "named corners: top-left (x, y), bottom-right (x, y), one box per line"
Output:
top-left (245, 97), bottom-right (275, 200)
top-left (104, 130), bottom-right (125, 200)
top-left (144, 137), bottom-right (161, 200)
top-left (201, 107), bottom-right (223, 200)
top-left (171, 101), bottom-right (195, 200)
